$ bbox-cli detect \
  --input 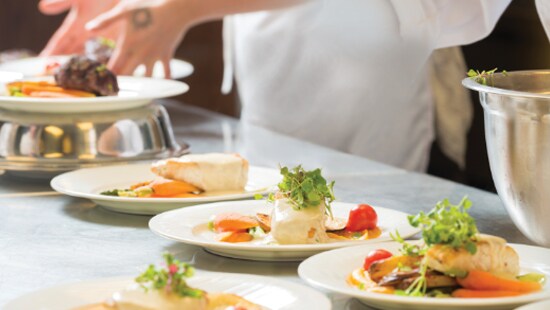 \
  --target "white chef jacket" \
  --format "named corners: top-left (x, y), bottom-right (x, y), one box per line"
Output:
top-left (224, 0), bottom-right (512, 171)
